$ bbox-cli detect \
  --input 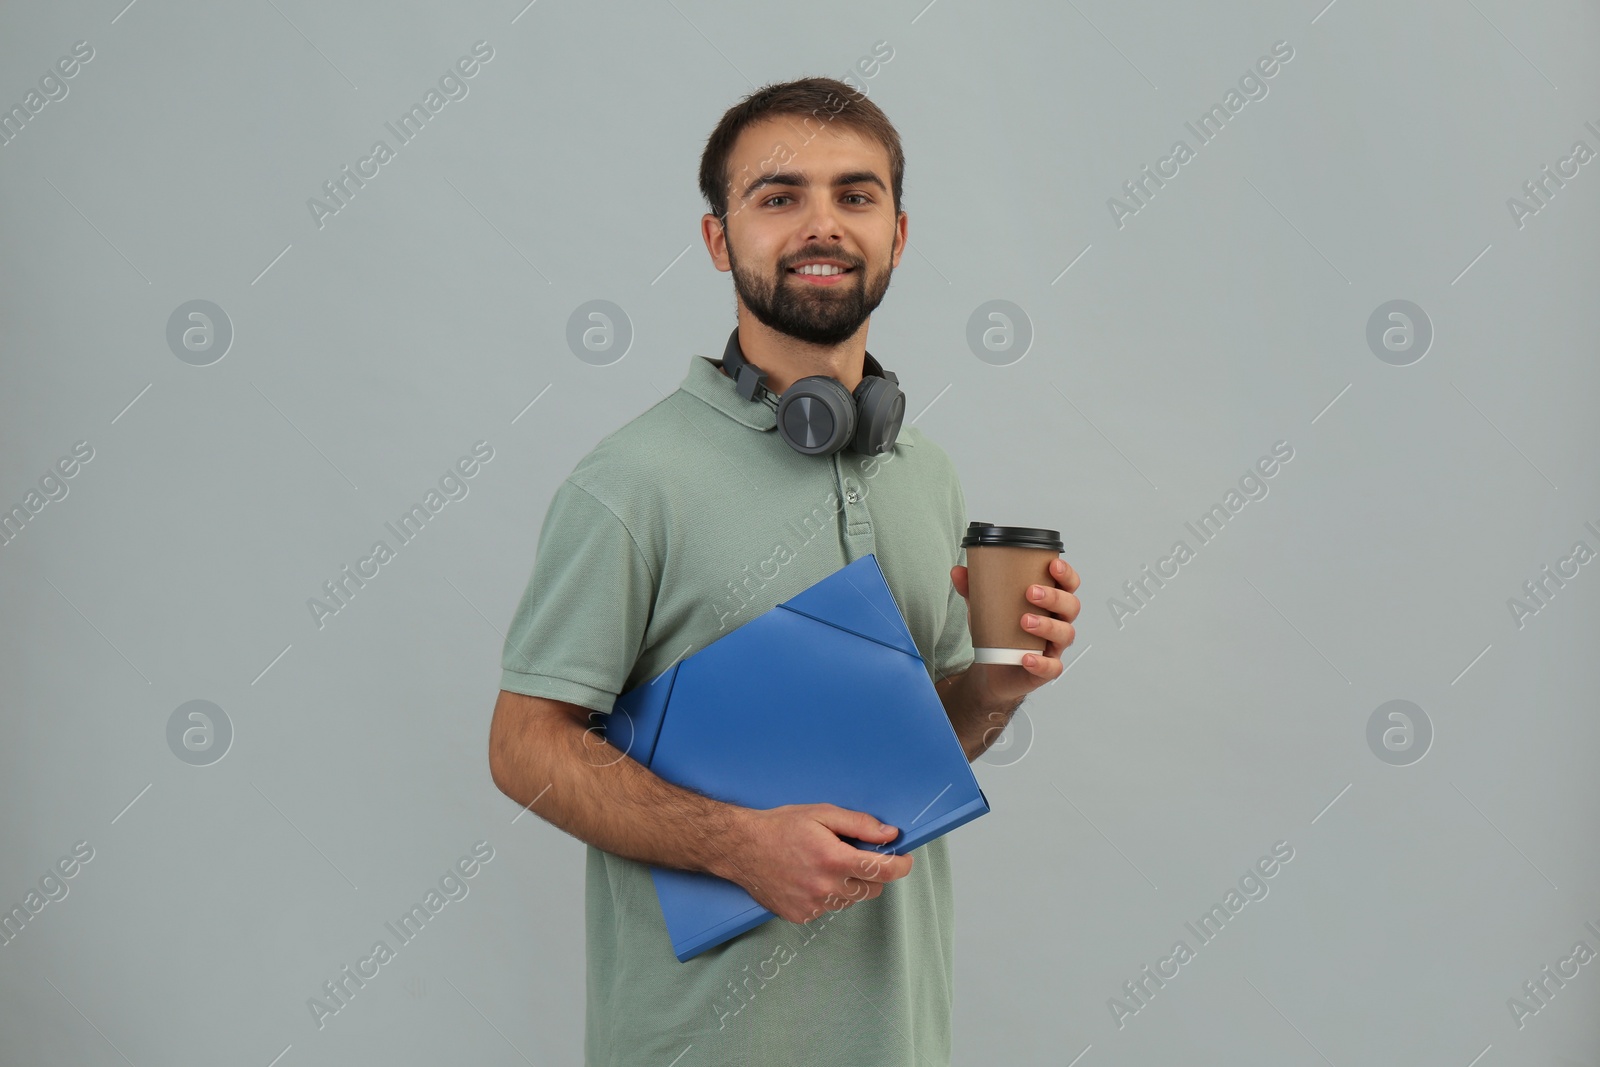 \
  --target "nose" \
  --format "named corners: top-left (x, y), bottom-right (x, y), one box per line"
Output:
top-left (800, 195), bottom-right (844, 243)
